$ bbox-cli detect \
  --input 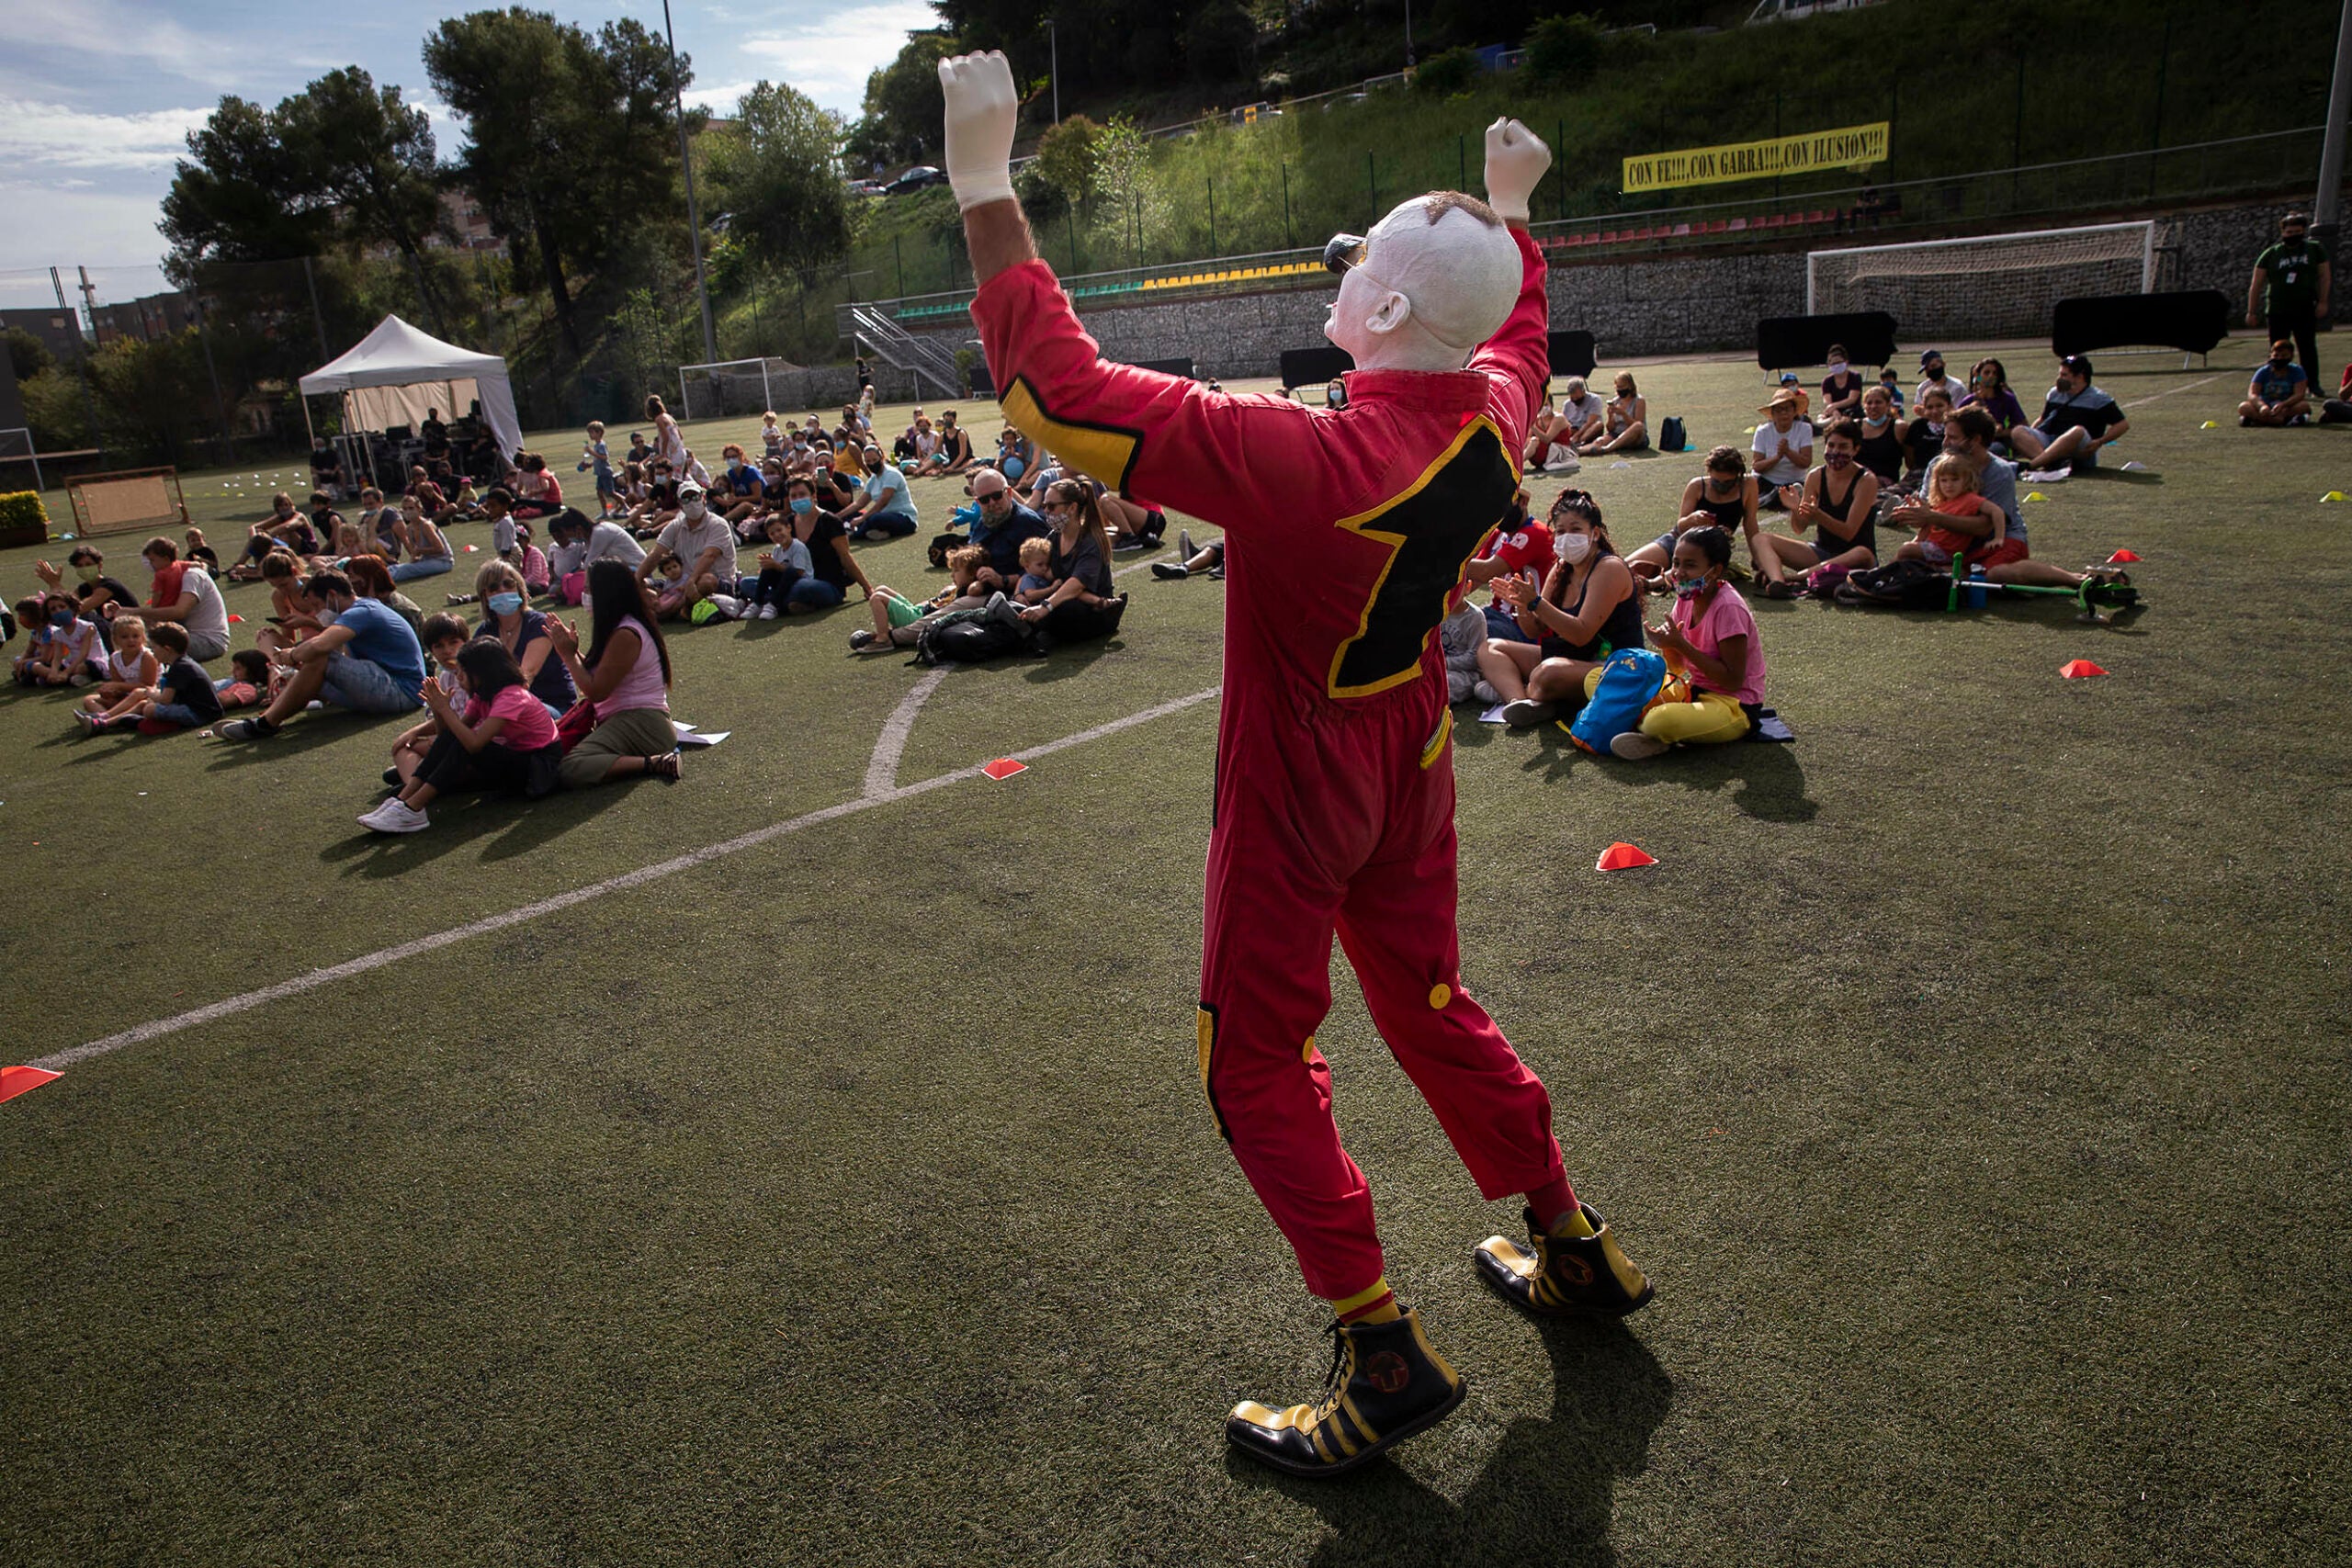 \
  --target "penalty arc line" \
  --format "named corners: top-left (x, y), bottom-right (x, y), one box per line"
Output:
top-left (31, 685), bottom-right (1223, 1075)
